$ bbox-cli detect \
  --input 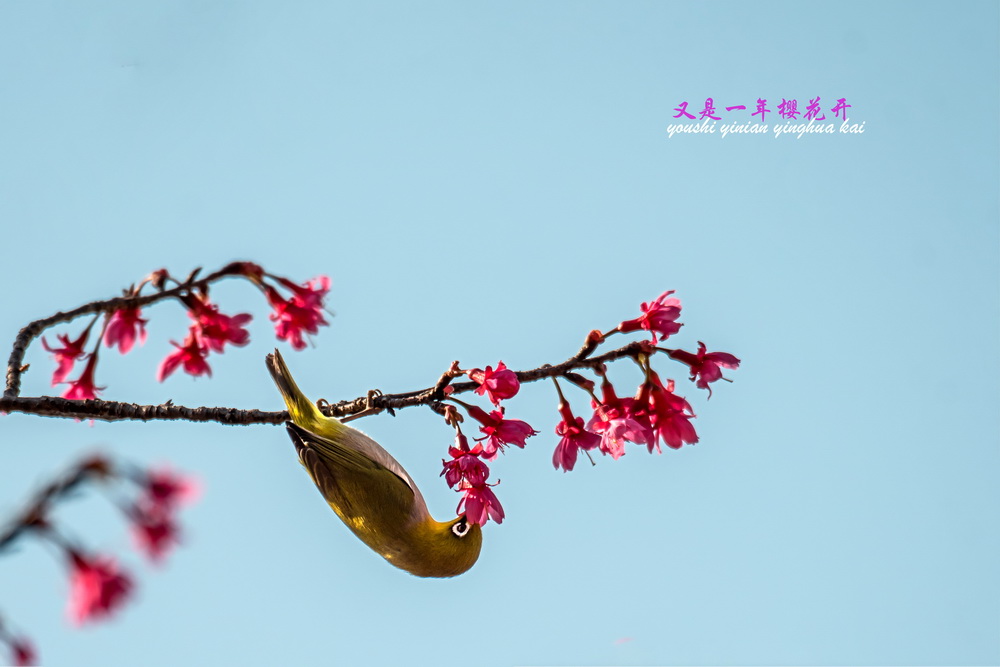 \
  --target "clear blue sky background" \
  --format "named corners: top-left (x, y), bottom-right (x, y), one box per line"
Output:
top-left (1, 2), bottom-right (997, 666)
